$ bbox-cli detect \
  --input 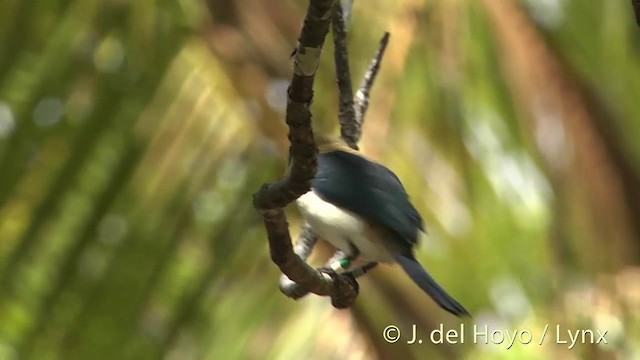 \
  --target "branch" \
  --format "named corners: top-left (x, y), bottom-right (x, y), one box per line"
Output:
top-left (634, 0), bottom-right (640, 28)
top-left (279, 10), bottom-right (391, 299)
top-left (279, 223), bottom-right (318, 298)
top-left (253, 0), bottom-right (359, 309)
top-left (354, 32), bottom-right (390, 126)
top-left (280, 245), bottom-right (379, 298)
top-left (278, 0), bottom-right (373, 299)
top-left (266, 2), bottom-right (390, 306)
top-left (332, 1), bottom-right (359, 149)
